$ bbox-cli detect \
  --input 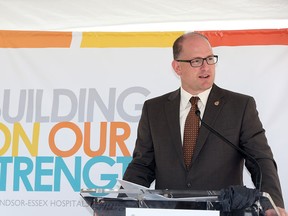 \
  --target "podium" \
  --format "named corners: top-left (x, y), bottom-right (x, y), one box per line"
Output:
top-left (80, 187), bottom-right (280, 216)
